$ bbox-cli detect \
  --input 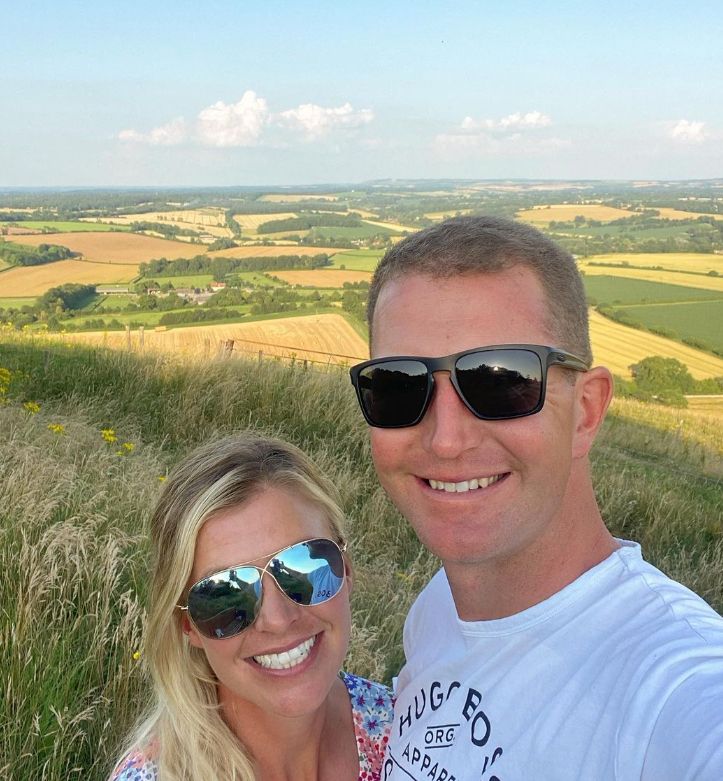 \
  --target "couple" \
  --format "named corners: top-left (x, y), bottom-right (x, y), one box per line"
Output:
top-left (112, 217), bottom-right (723, 780)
